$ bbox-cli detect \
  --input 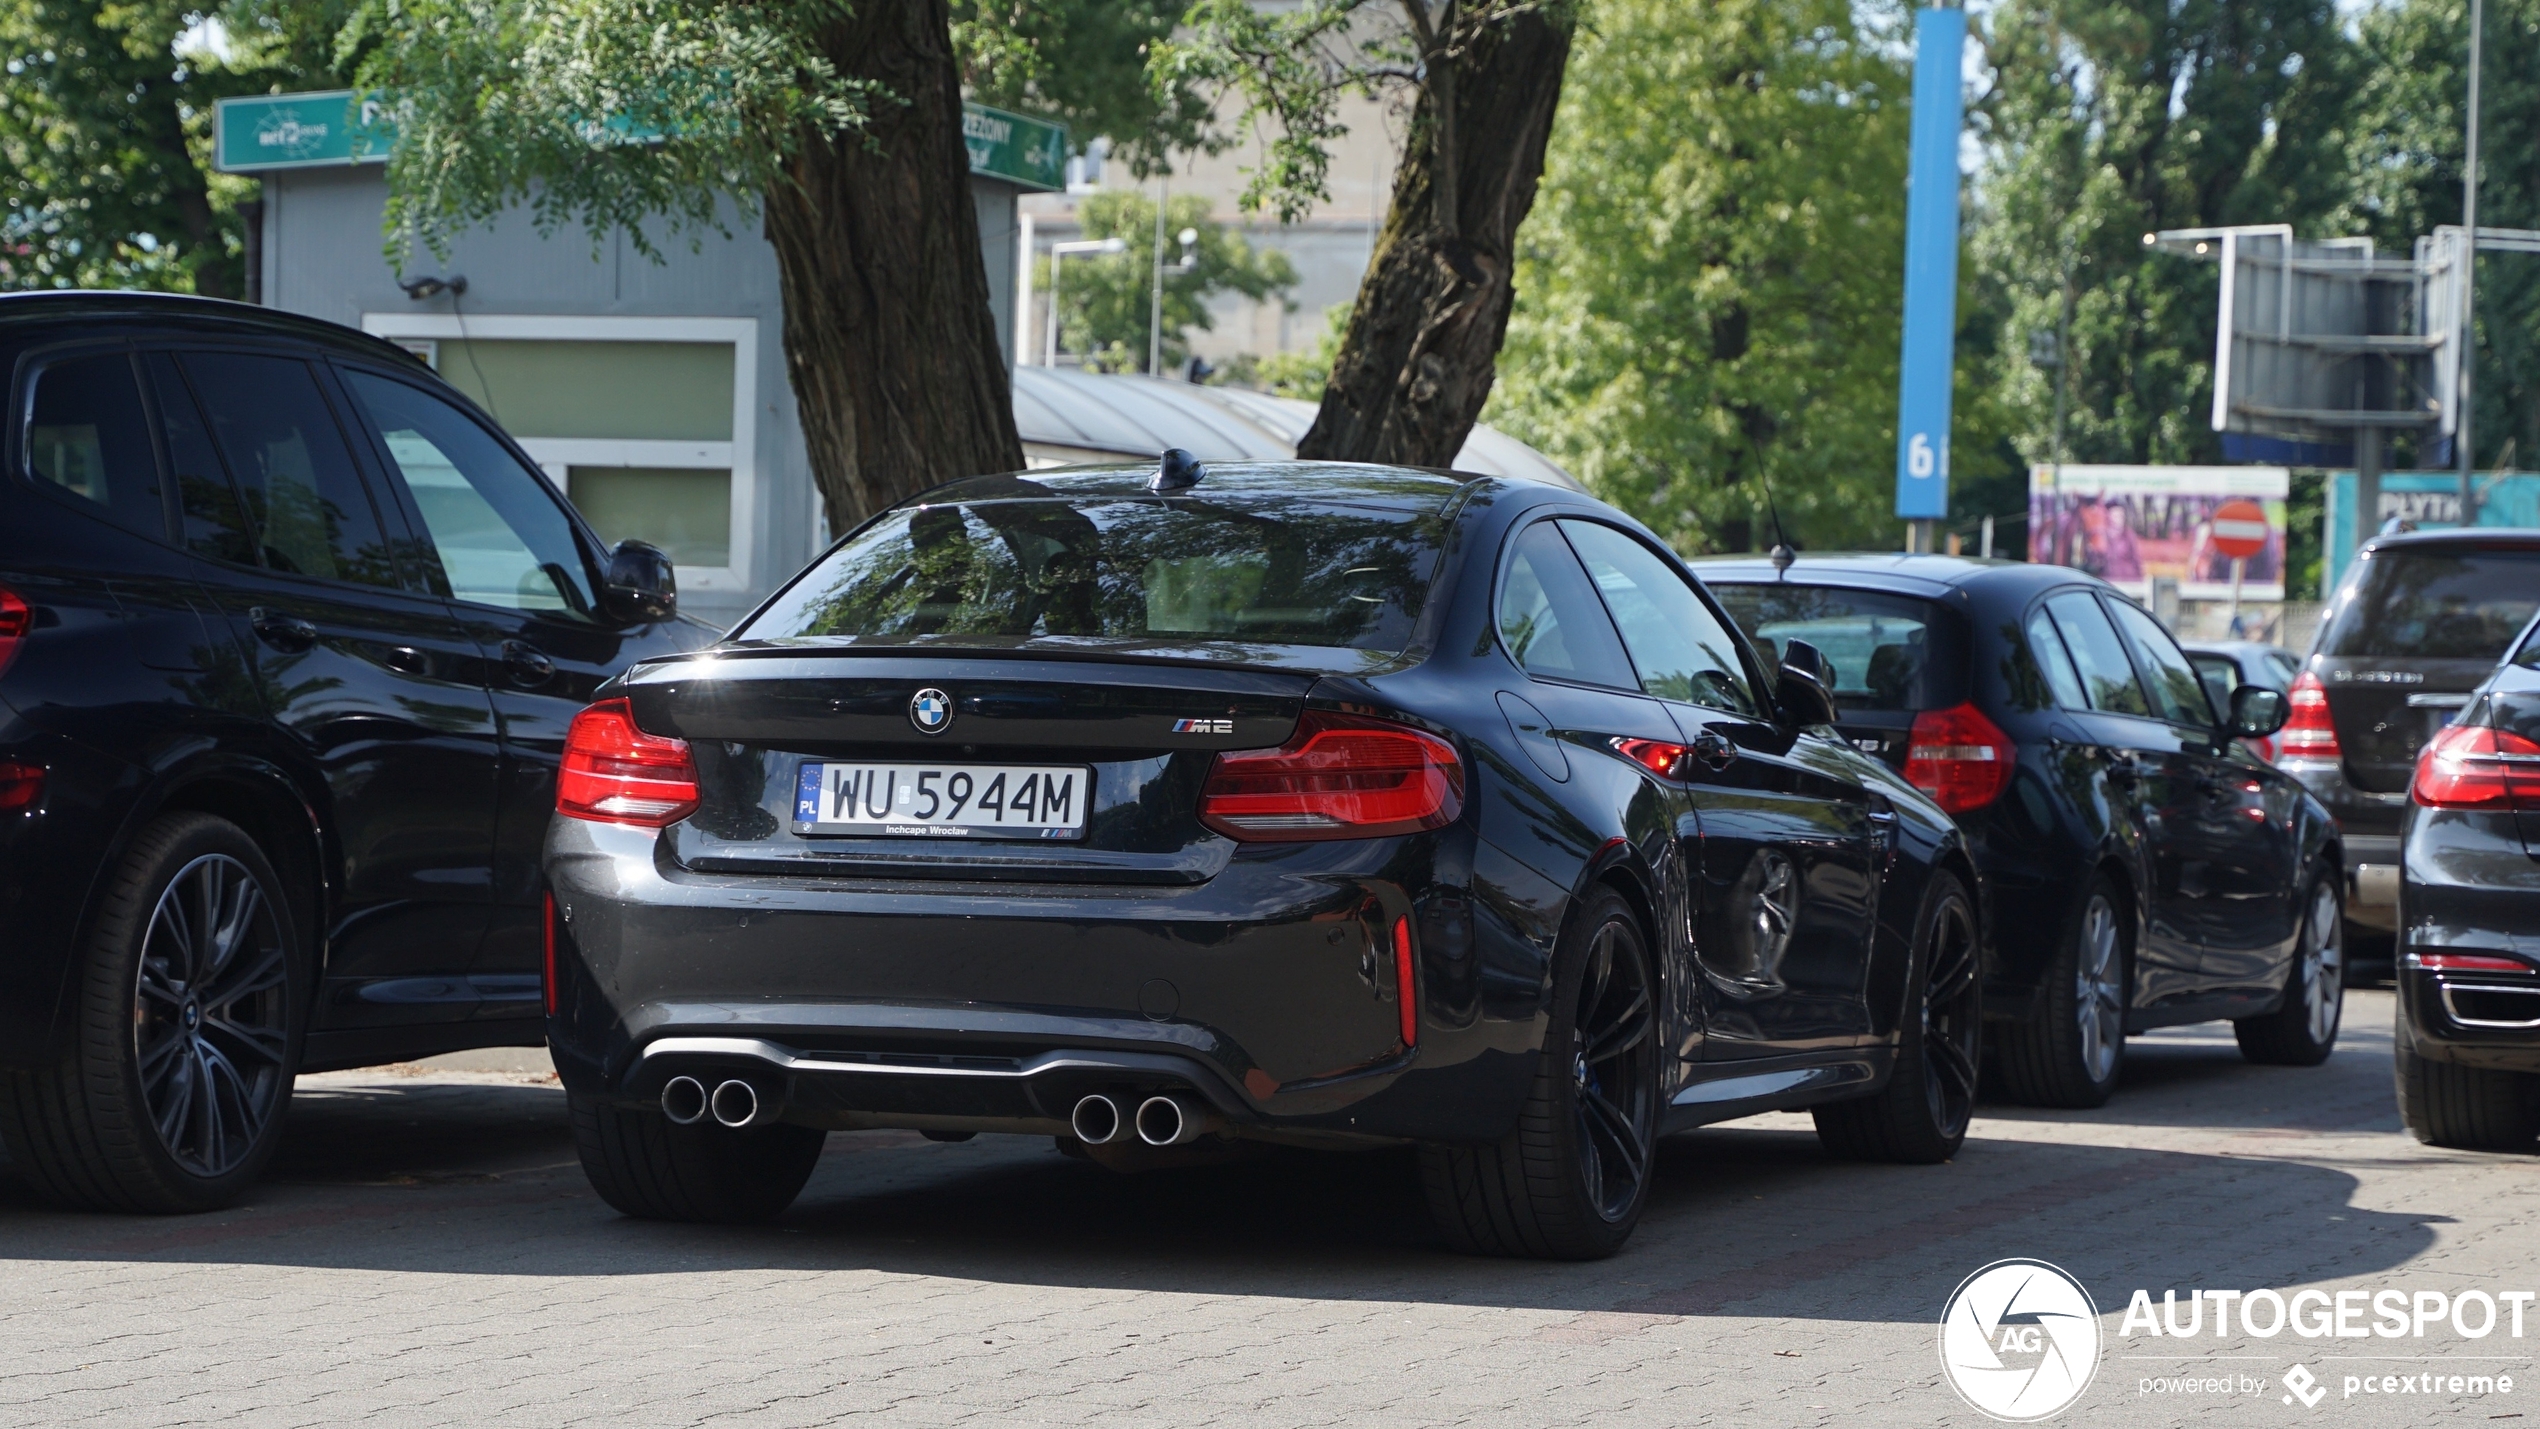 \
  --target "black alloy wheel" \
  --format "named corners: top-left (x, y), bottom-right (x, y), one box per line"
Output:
top-left (0, 813), bottom-right (304, 1212)
top-left (1815, 872), bottom-right (1980, 1162)
top-left (1421, 888), bottom-right (1658, 1259)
